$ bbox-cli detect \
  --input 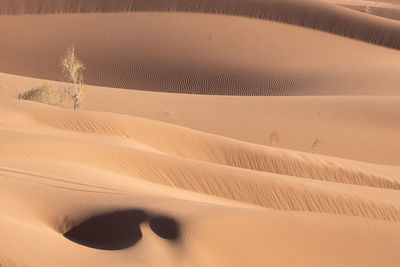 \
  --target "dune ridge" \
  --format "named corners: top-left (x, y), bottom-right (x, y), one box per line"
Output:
top-left (1, 90), bottom-right (400, 266)
top-left (338, 3), bottom-right (400, 21)
top-left (1, 1), bottom-right (400, 265)
top-left (2, 72), bottom-right (400, 166)
top-left (2, 160), bottom-right (400, 266)
top-left (1, 100), bottom-right (400, 224)
top-left (1, 0), bottom-right (400, 49)
top-left (1, 13), bottom-right (400, 95)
